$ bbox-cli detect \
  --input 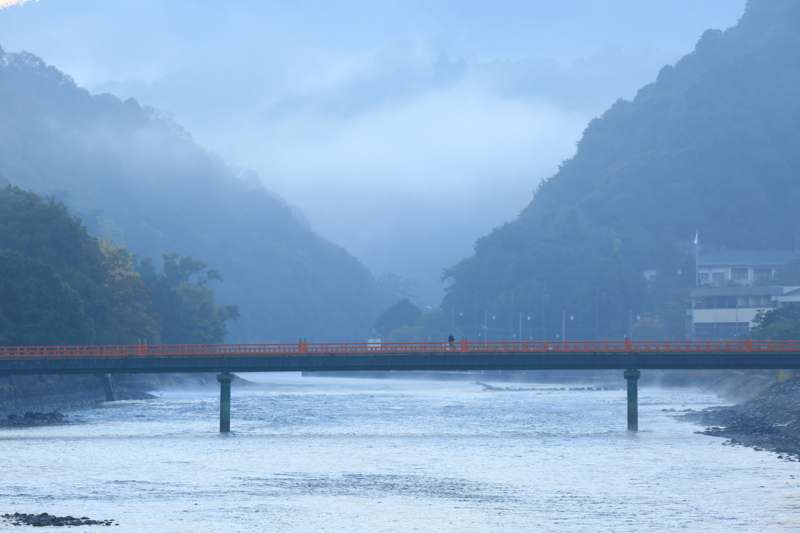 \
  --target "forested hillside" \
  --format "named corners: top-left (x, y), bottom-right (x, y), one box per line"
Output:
top-left (442, 0), bottom-right (800, 341)
top-left (0, 186), bottom-right (238, 346)
top-left (0, 49), bottom-right (389, 343)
